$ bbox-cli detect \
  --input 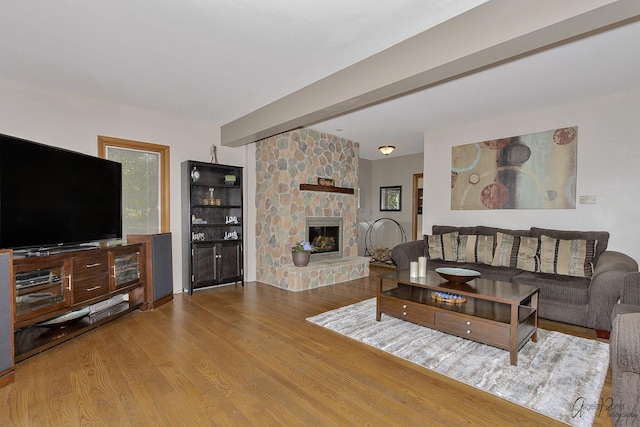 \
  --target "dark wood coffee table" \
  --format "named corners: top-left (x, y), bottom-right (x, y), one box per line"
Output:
top-left (377, 269), bottom-right (539, 365)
